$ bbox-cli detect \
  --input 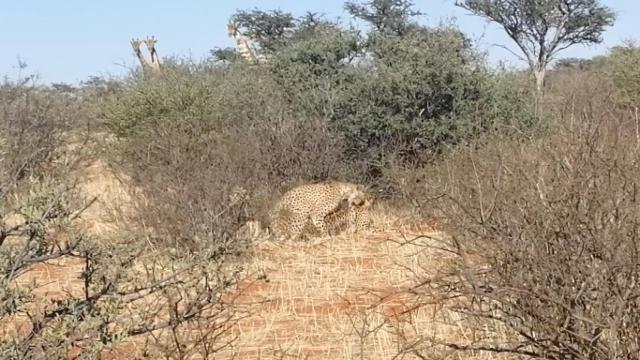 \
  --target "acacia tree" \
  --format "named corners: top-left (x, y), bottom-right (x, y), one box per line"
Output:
top-left (345, 0), bottom-right (422, 36)
top-left (456, 0), bottom-right (615, 95)
top-left (224, 10), bottom-right (340, 60)
top-left (230, 9), bottom-right (296, 53)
